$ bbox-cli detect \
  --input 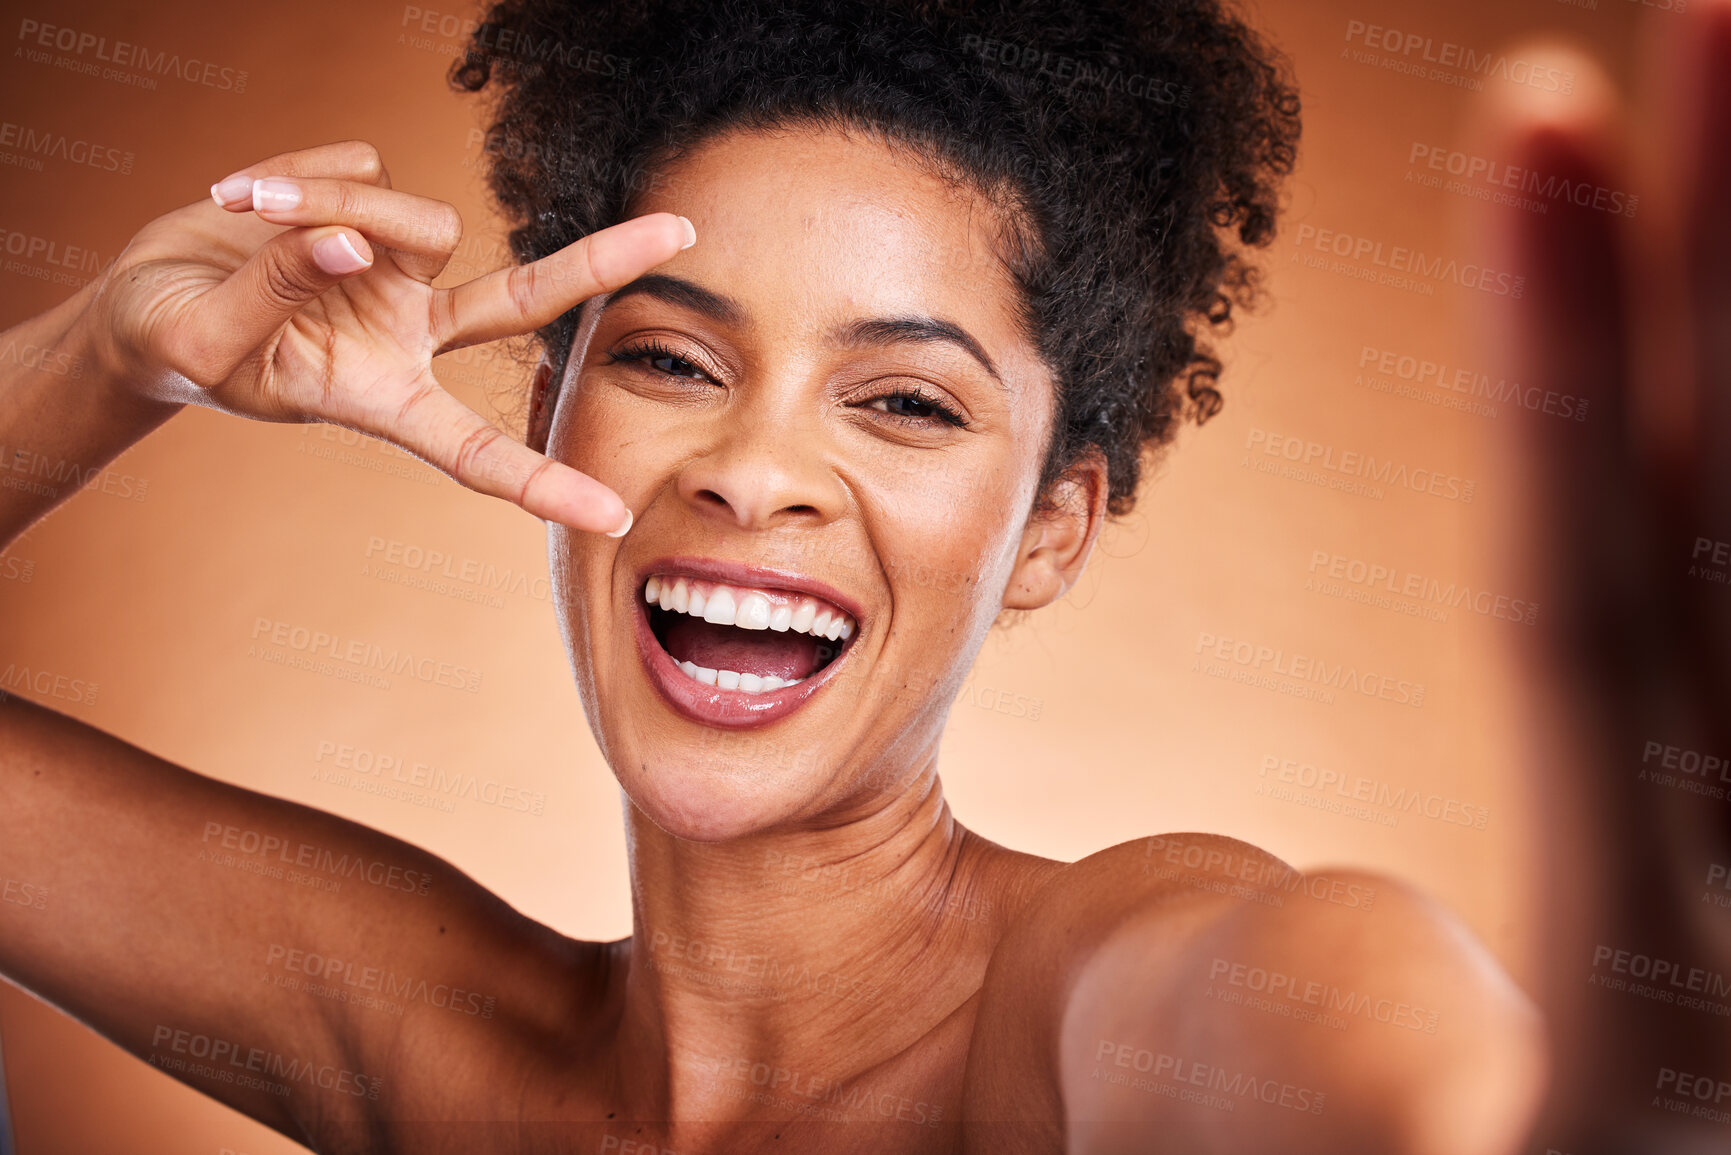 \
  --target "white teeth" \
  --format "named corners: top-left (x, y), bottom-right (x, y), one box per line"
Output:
top-left (646, 575), bottom-right (856, 642)
top-left (652, 576), bottom-right (842, 695)
top-left (703, 588), bottom-right (736, 626)
top-left (735, 592), bottom-right (772, 630)
top-left (672, 663), bottom-right (796, 694)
